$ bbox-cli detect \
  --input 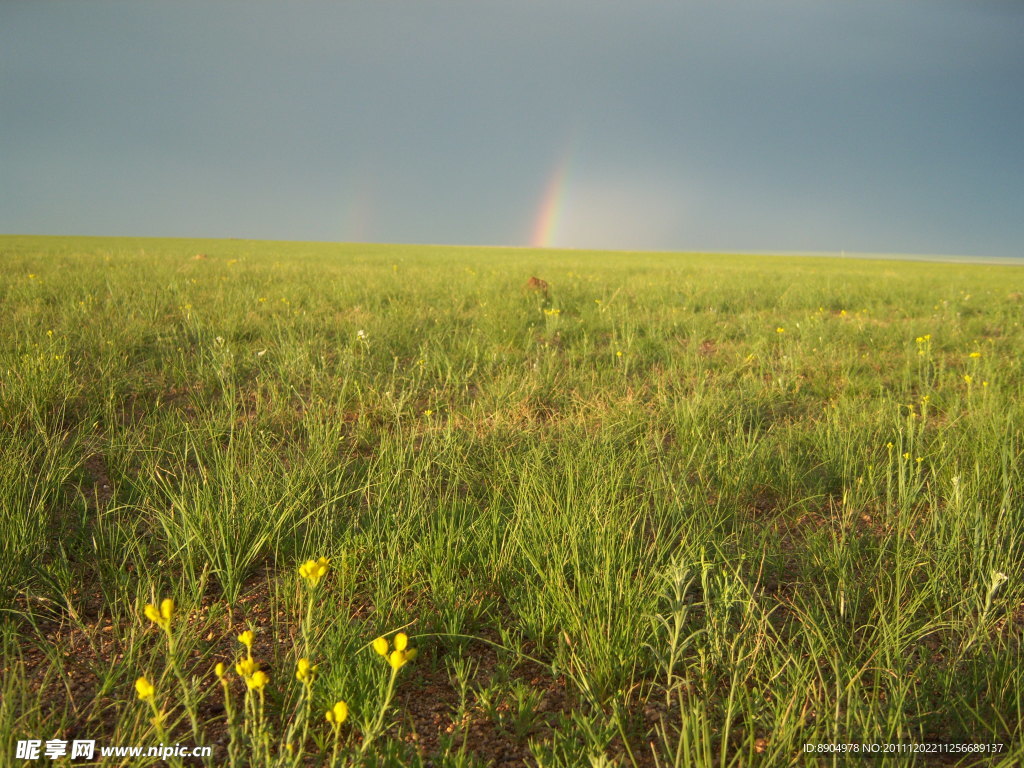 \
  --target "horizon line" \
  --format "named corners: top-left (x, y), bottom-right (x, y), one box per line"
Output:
top-left (3, 233), bottom-right (1022, 266)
